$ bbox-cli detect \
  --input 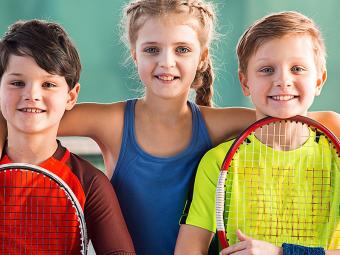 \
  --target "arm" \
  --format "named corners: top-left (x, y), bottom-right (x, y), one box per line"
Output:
top-left (220, 230), bottom-right (340, 255)
top-left (200, 107), bottom-right (256, 146)
top-left (175, 144), bottom-right (228, 254)
top-left (85, 171), bottom-right (135, 254)
top-left (0, 111), bottom-right (7, 157)
top-left (60, 102), bottom-right (125, 176)
top-left (308, 111), bottom-right (340, 138)
top-left (174, 224), bottom-right (214, 255)
top-left (201, 107), bottom-right (340, 146)
top-left (60, 102), bottom-right (123, 140)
